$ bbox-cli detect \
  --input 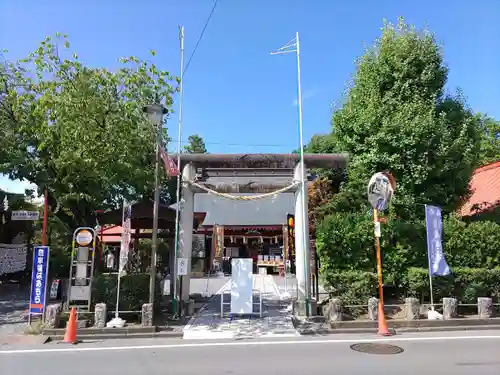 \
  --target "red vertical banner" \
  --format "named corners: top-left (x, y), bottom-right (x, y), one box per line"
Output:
top-left (159, 145), bottom-right (179, 177)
